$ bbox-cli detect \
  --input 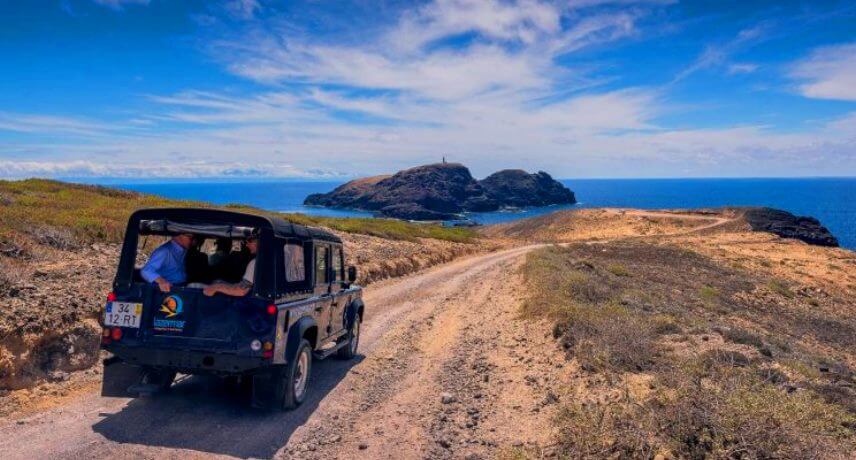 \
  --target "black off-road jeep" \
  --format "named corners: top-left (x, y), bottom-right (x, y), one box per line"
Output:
top-left (100, 208), bottom-right (364, 410)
